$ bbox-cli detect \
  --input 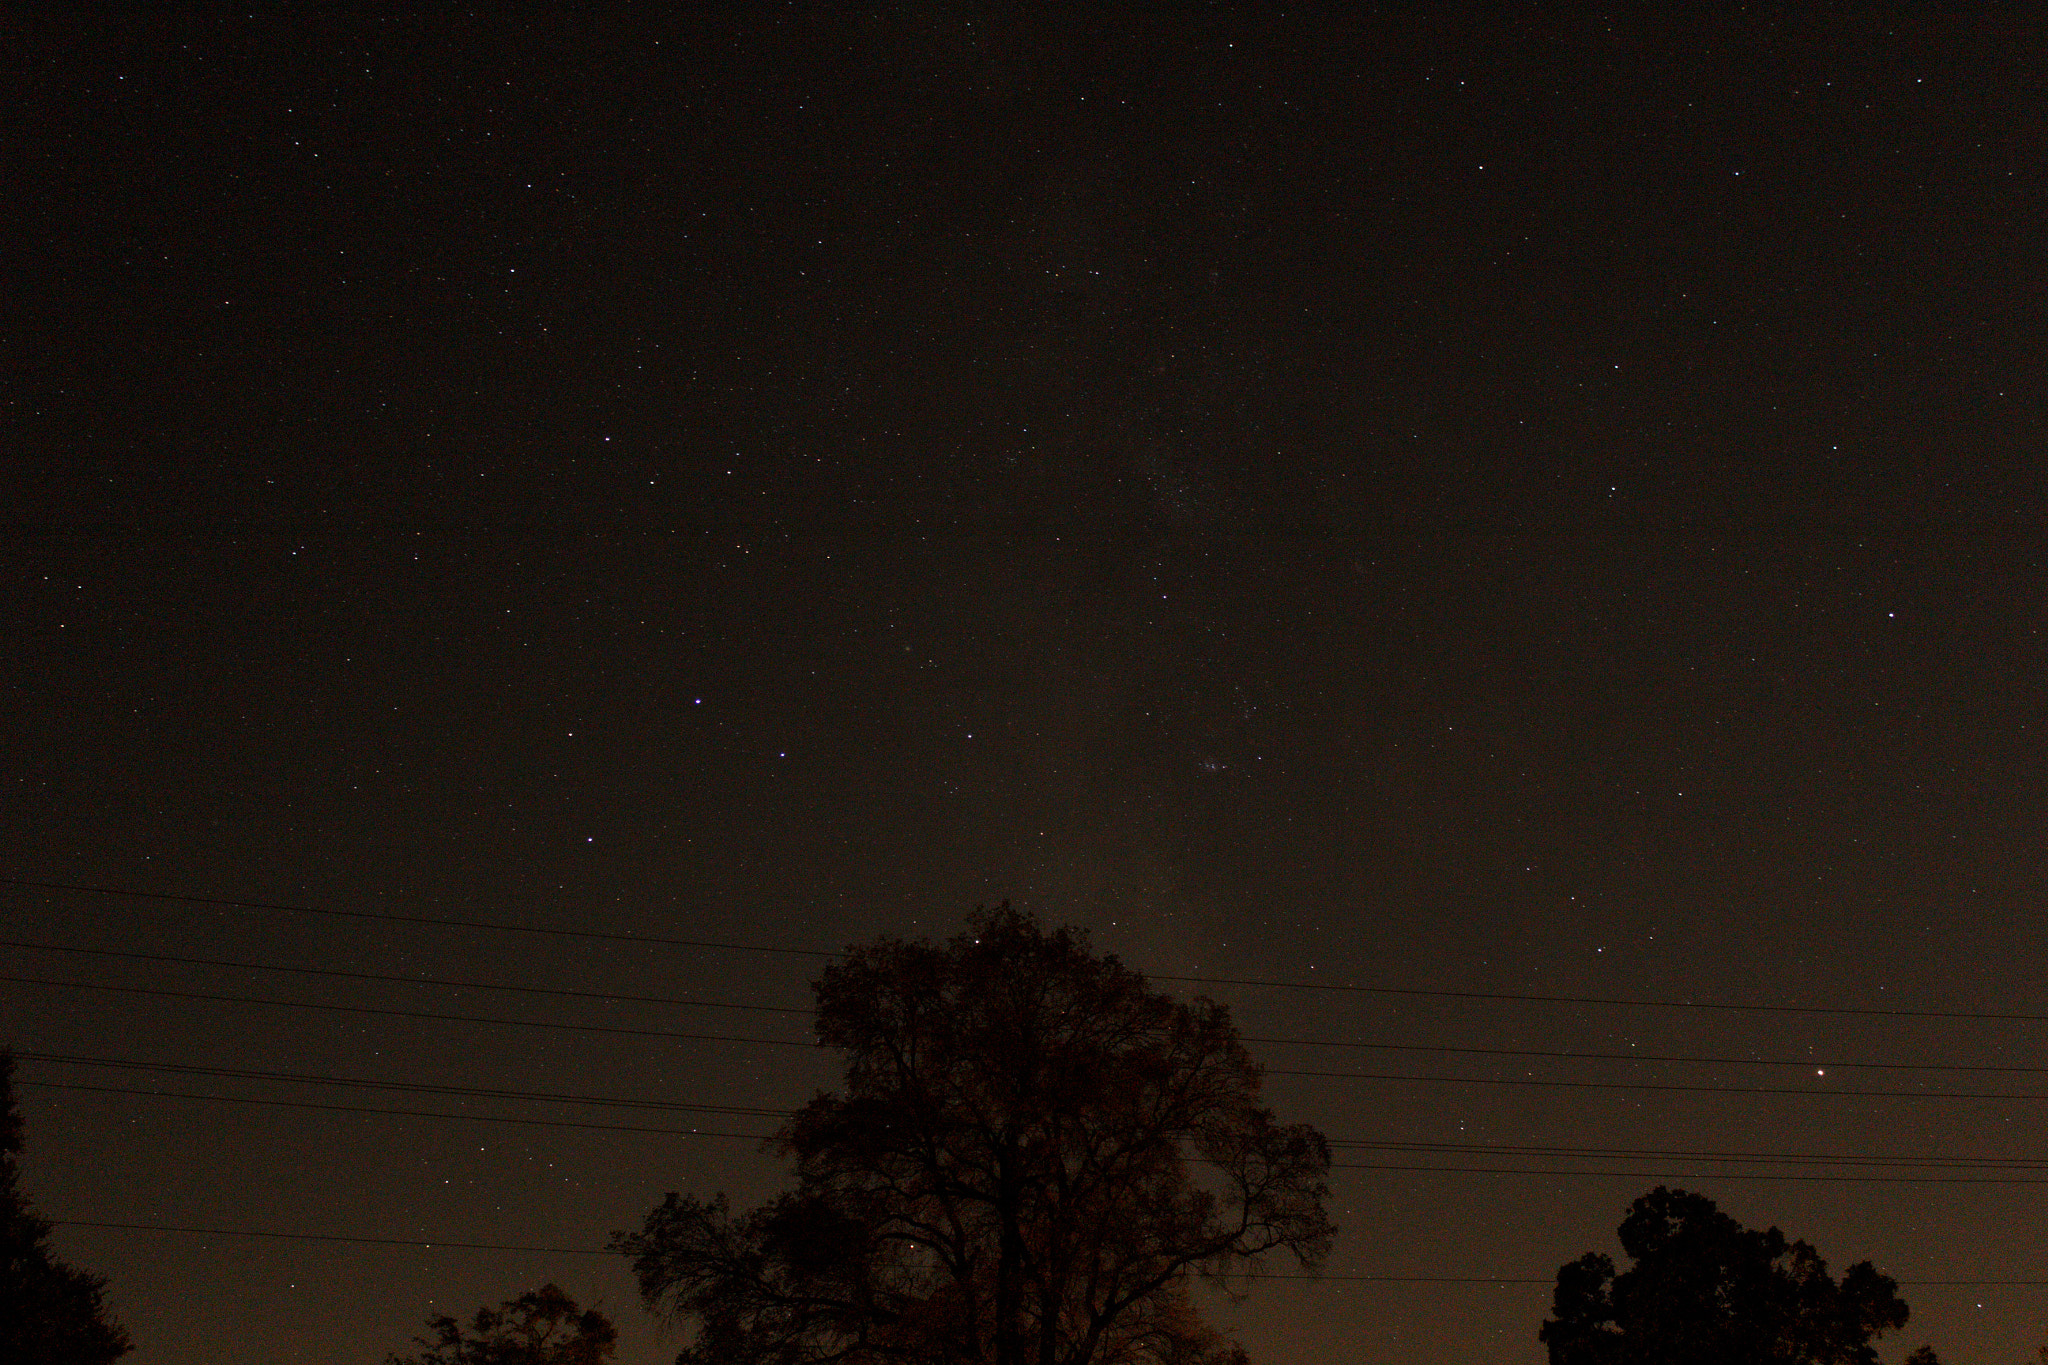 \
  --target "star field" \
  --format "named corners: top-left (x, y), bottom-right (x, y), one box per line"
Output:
top-left (7, 11), bottom-right (2046, 1365)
